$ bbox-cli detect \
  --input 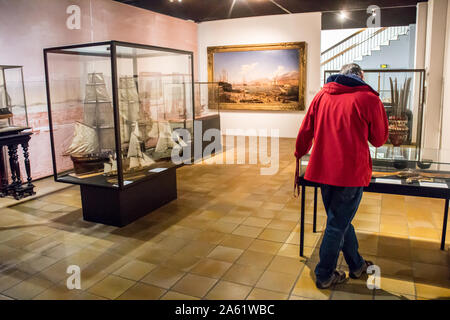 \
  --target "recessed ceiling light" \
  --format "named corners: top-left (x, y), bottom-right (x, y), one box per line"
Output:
top-left (338, 11), bottom-right (348, 21)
